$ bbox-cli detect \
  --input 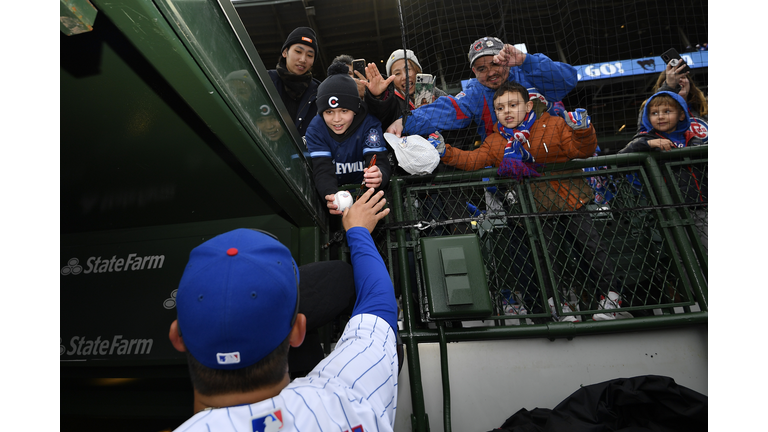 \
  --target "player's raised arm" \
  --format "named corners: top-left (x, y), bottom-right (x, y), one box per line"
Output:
top-left (342, 188), bottom-right (397, 332)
